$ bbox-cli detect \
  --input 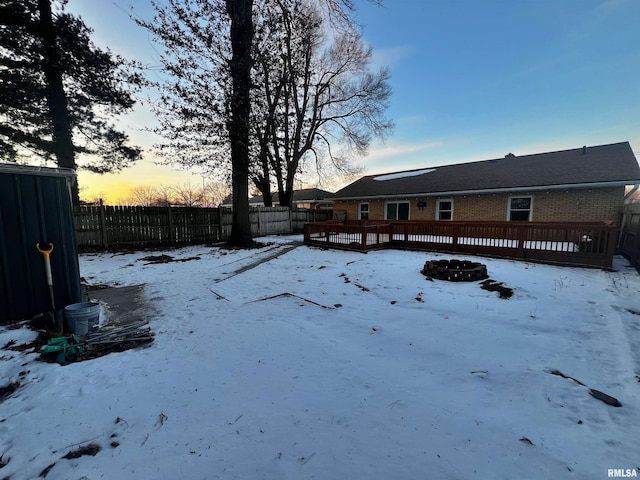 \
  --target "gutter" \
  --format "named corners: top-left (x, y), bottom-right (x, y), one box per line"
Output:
top-left (330, 180), bottom-right (639, 201)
